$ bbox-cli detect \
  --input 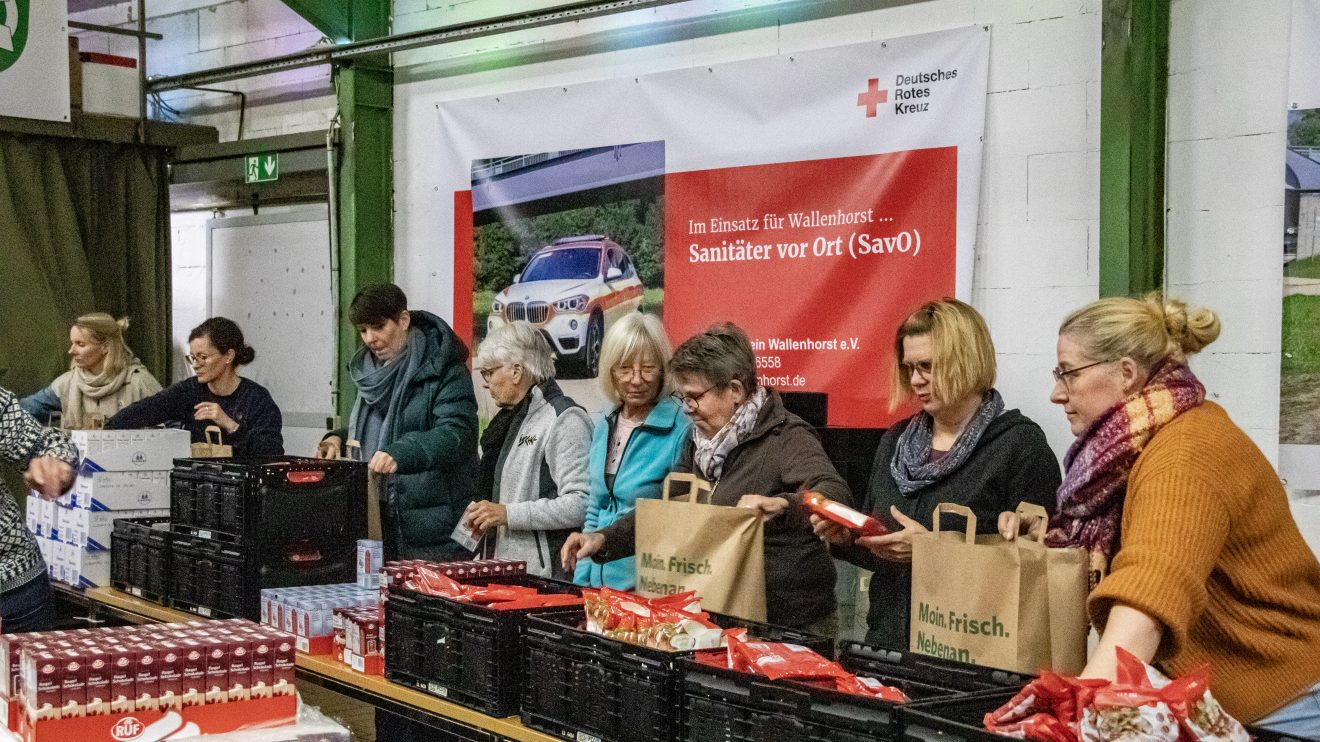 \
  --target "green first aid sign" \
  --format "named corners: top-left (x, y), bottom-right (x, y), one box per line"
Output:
top-left (0, 0), bottom-right (30, 73)
top-left (245, 153), bottom-right (280, 184)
